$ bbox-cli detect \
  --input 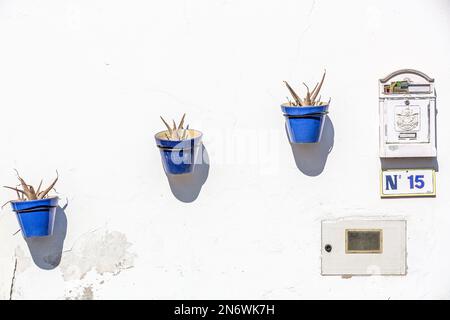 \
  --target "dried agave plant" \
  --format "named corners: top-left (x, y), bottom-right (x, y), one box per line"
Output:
top-left (160, 113), bottom-right (192, 140)
top-left (284, 70), bottom-right (331, 107)
top-left (2, 170), bottom-right (58, 206)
